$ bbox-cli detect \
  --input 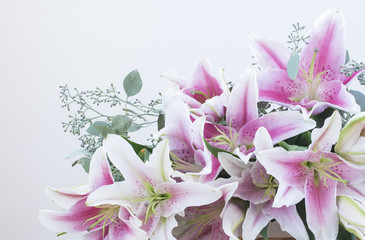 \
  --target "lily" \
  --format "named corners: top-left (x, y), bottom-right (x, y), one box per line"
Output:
top-left (257, 111), bottom-right (365, 240)
top-left (173, 179), bottom-right (242, 240)
top-left (38, 148), bottom-right (148, 240)
top-left (163, 58), bottom-right (229, 123)
top-left (335, 112), bottom-right (365, 168)
top-left (337, 196), bottom-right (365, 240)
top-left (218, 127), bottom-right (309, 240)
top-left (204, 68), bottom-right (316, 163)
top-left (86, 135), bottom-right (222, 239)
top-left (249, 9), bottom-right (360, 119)
top-left (158, 99), bottom-right (220, 182)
